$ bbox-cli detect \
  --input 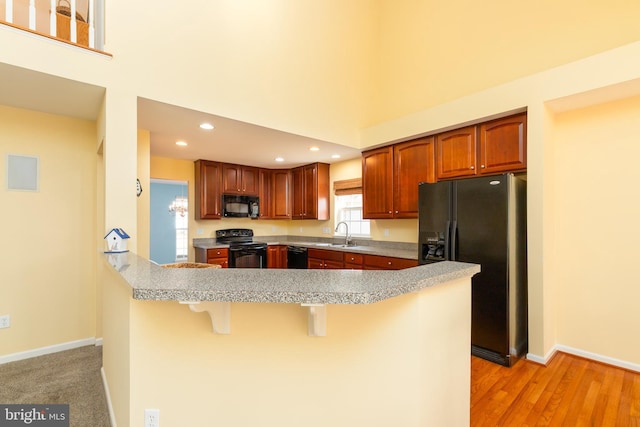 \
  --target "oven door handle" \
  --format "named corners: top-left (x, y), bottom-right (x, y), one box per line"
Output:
top-left (229, 246), bottom-right (267, 253)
